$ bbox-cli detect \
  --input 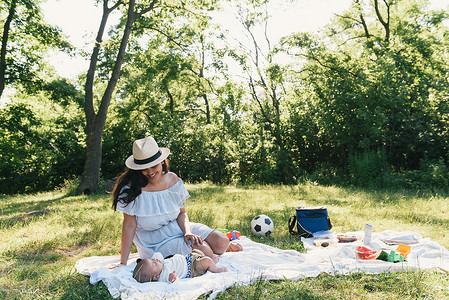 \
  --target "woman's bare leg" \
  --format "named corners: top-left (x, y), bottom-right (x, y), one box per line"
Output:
top-left (192, 241), bottom-right (220, 263)
top-left (204, 230), bottom-right (230, 255)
